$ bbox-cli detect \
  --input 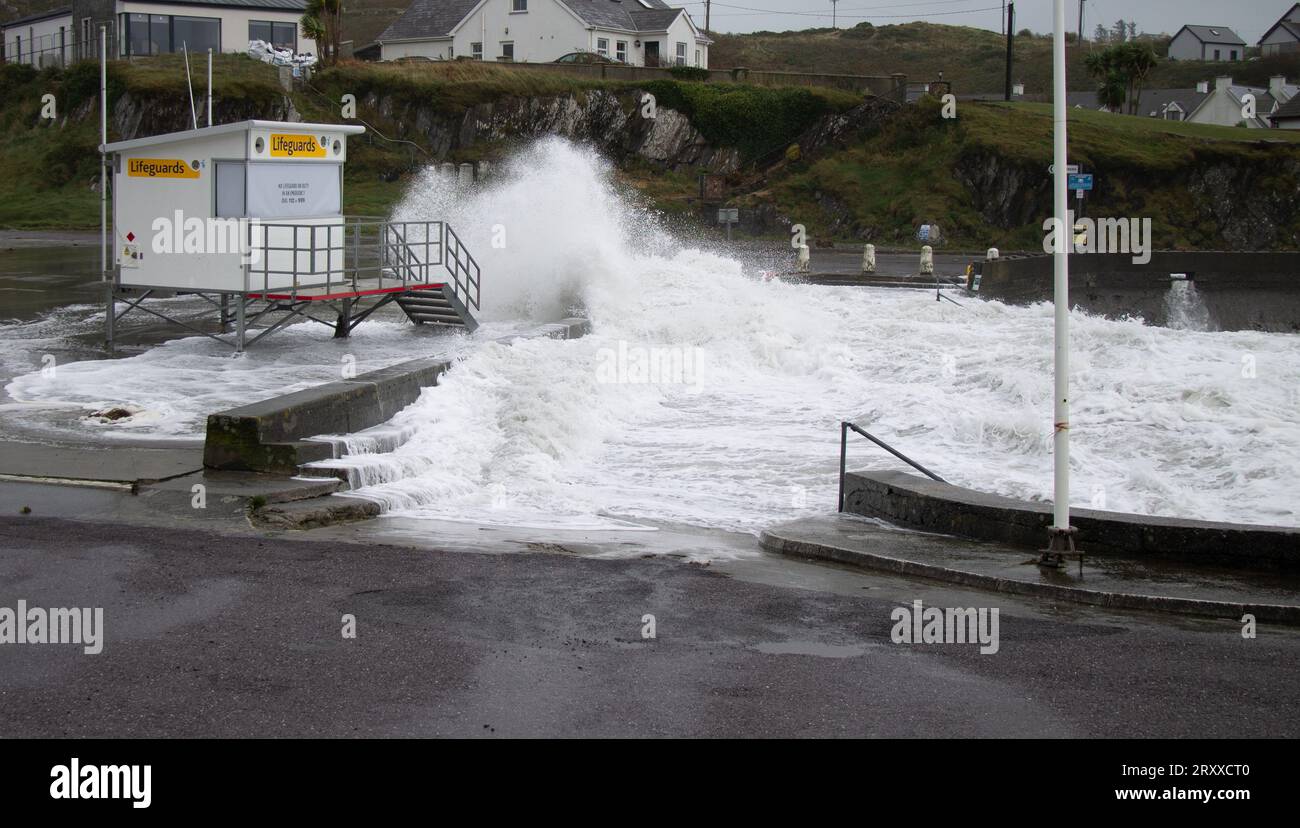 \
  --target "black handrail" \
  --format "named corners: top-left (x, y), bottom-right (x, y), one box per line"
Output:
top-left (838, 421), bottom-right (946, 512)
